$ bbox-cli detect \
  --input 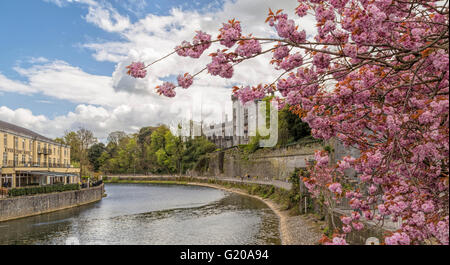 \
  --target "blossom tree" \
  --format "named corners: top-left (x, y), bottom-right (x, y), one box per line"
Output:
top-left (126, 0), bottom-right (449, 245)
